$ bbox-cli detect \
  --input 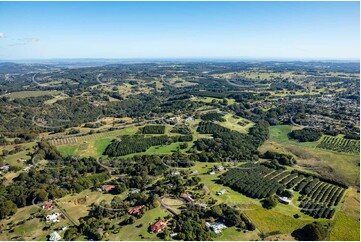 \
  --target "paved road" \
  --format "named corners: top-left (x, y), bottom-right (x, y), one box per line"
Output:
top-left (53, 200), bottom-right (78, 226)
